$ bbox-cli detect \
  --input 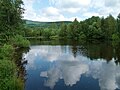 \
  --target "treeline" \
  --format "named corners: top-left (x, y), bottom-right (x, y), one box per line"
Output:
top-left (24, 14), bottom-right (120, 41)
top-left (0, 0), bottom-right (30, 90)
top-left (65, 14), bottom-right (120, 40)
